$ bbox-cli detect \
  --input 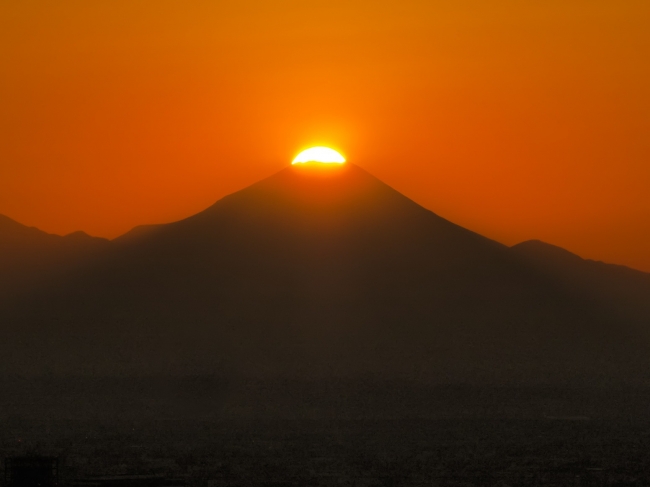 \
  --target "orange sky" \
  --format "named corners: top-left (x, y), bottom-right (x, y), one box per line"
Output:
top-left (1, 1), bottom-right (649, 271)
